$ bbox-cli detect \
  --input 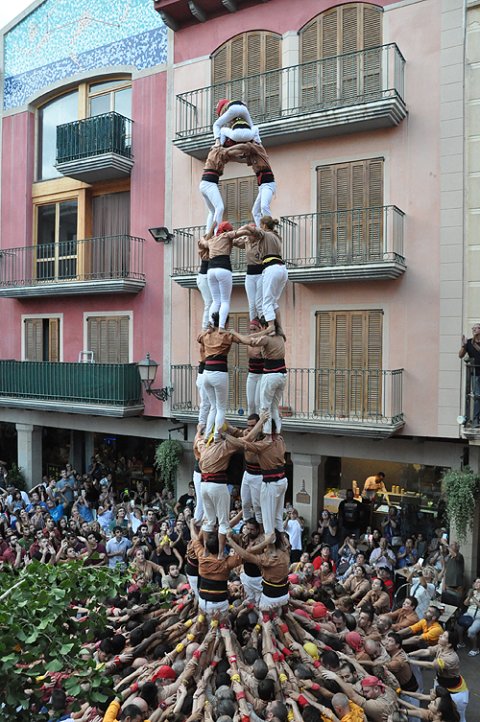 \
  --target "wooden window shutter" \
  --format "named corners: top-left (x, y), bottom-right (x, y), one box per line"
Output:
top-left (315, 309), bottom-right (382, 416)
top-left (219, 176), bottom-right (257, 225)
top-left (212, 33), bottom-right (281, 120)
top-left (363, 5), bottom-right (382, 48)
top-left (25, 318), bottom-right (43, 361)
top-left (48, 318), bottom-right (60, 362)
top-left (87, 316), bottom-right (129, 364)
top-left (317, 158), bottom-right (384, 262)
top-left (227, 312), bottom-right (249, 411)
